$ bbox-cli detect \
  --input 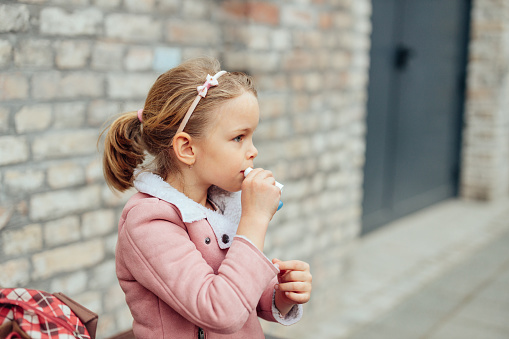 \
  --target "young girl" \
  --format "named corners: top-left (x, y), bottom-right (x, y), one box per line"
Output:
top-left (102, 57), bottom-right (312, 339)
